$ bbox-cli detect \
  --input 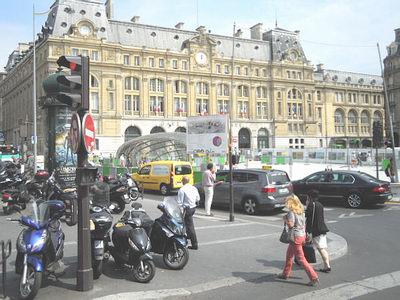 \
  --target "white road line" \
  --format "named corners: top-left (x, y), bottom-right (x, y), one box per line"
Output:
top-left (285, 270), bottom-right (400, 300)
top-left (326, 220), bottom-right (338, 223)
top-left (243, 215), bottom-right (282, 221)
top-left (196, 223), bottom-right (254, 230)
top-left (200, 233), bottom-right (278, 246)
